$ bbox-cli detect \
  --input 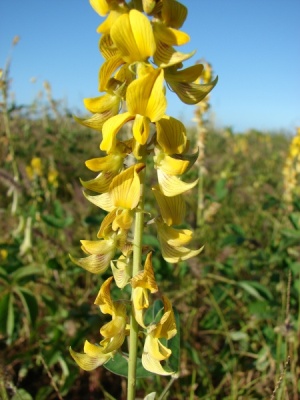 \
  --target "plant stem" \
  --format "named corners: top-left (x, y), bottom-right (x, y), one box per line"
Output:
top-left (127, 157), bottom-right (146, 400)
